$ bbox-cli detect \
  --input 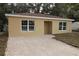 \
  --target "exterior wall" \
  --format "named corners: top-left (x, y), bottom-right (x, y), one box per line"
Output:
top-left (8, 17), bottom-right (44, 37)
top-left (52, 20), bottom-right (72, 34)
top-left (8, 16), bottom-right (72, 37)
